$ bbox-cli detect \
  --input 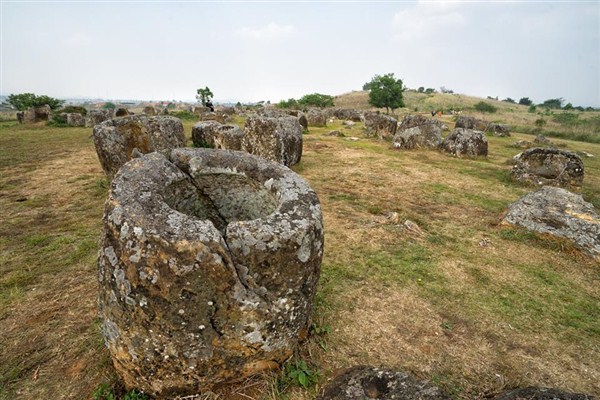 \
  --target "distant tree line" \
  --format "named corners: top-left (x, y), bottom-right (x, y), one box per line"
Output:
top-left (3, 93), bottom-right (64, 111)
